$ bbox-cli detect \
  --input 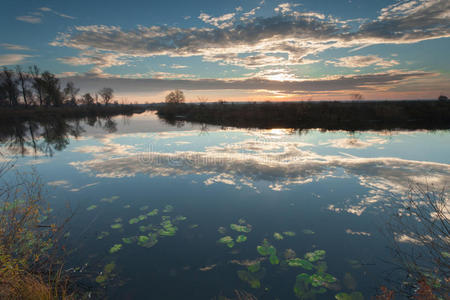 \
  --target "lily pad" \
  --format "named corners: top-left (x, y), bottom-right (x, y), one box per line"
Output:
top-left (217, 226), bottom-right (227, 234)
top-left (305, 250), bottom-right (326, 262)
top-left (138, 215), bottom-right (147, 221)
top-left (109, 244), bottom-right (122, 254)
top-left (138, 233), bottom-right (158, 248)
top-left (147, 209), bottom-right (159, 216)
top-left (287, 258), bottom-right (314, 270)
top-left (140, 205), bottom-right (149, 211)
top-left (256, 239), bottom-right (276, 256)
top-left (230, 224), bottom-right (251, 233)
top-left (302, 229), bottom-right (315, 235)
top-left (218, 236), bottom-right (234, 248)
top-left (294, 273), bottom-right (326, 299)
top-left (343, 273), bottom-right (357, 290)
top-left (273, 232), bottom-right (284, 240)
top-left (283, 231), bottom-right (296, 237)
top-left (189, 224), bottom-right (199, 229)
top-left (237, 270), bottom-right (262, 289)
top-left (123, 204), bottom-right (131, 209)
top-left (86, 205), bottom-right (97, 211)
top-left (122, 237), bottom-right (135, 244)
top-left (238, 218), bottom-right (247, 224)
top-left (310, 273), bottom-right (337, 287)
top-left (114, 217), bottom-right (122, 223)
top-left (163, 205), bottom-right (174, 213)
top-left (129, 218), bottom-right (140, 224)
top-left (335, 292), bottom-right (364, 300)
top-left (97, 231), bottom-right (109, 240)
top-left (110, 223), bottom-right (122, 229)
top-left (247, 262), bottom-right (261, 273)
top-left (174, 215), bottom-right (187, 221)
top-left (236, 235), bottom-right (247, 243)
top-left (269, 254), bottom-right (280, 265)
